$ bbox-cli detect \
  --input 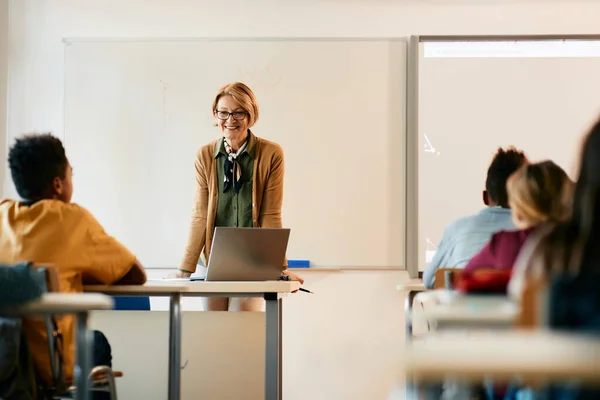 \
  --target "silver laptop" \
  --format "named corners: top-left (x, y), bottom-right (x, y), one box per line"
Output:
top-left (204, 227), bottom-right (290, 281)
